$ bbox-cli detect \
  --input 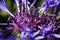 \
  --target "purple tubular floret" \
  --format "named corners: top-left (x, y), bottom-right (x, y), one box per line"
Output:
top-left (44, 21), bottom-right (53, 31)
top-left (0, 0), bottom-right (15, 17)
top-left (35, 36), bottom-right (44, 40)
top-left (52, 34), bottom-right (60, 38)
top-left (30, 0), bottom-right (36, 7)
top-left (15, 0), bottom-right (20, 12)
top-left (31, 30), bottom-right (40, 37)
